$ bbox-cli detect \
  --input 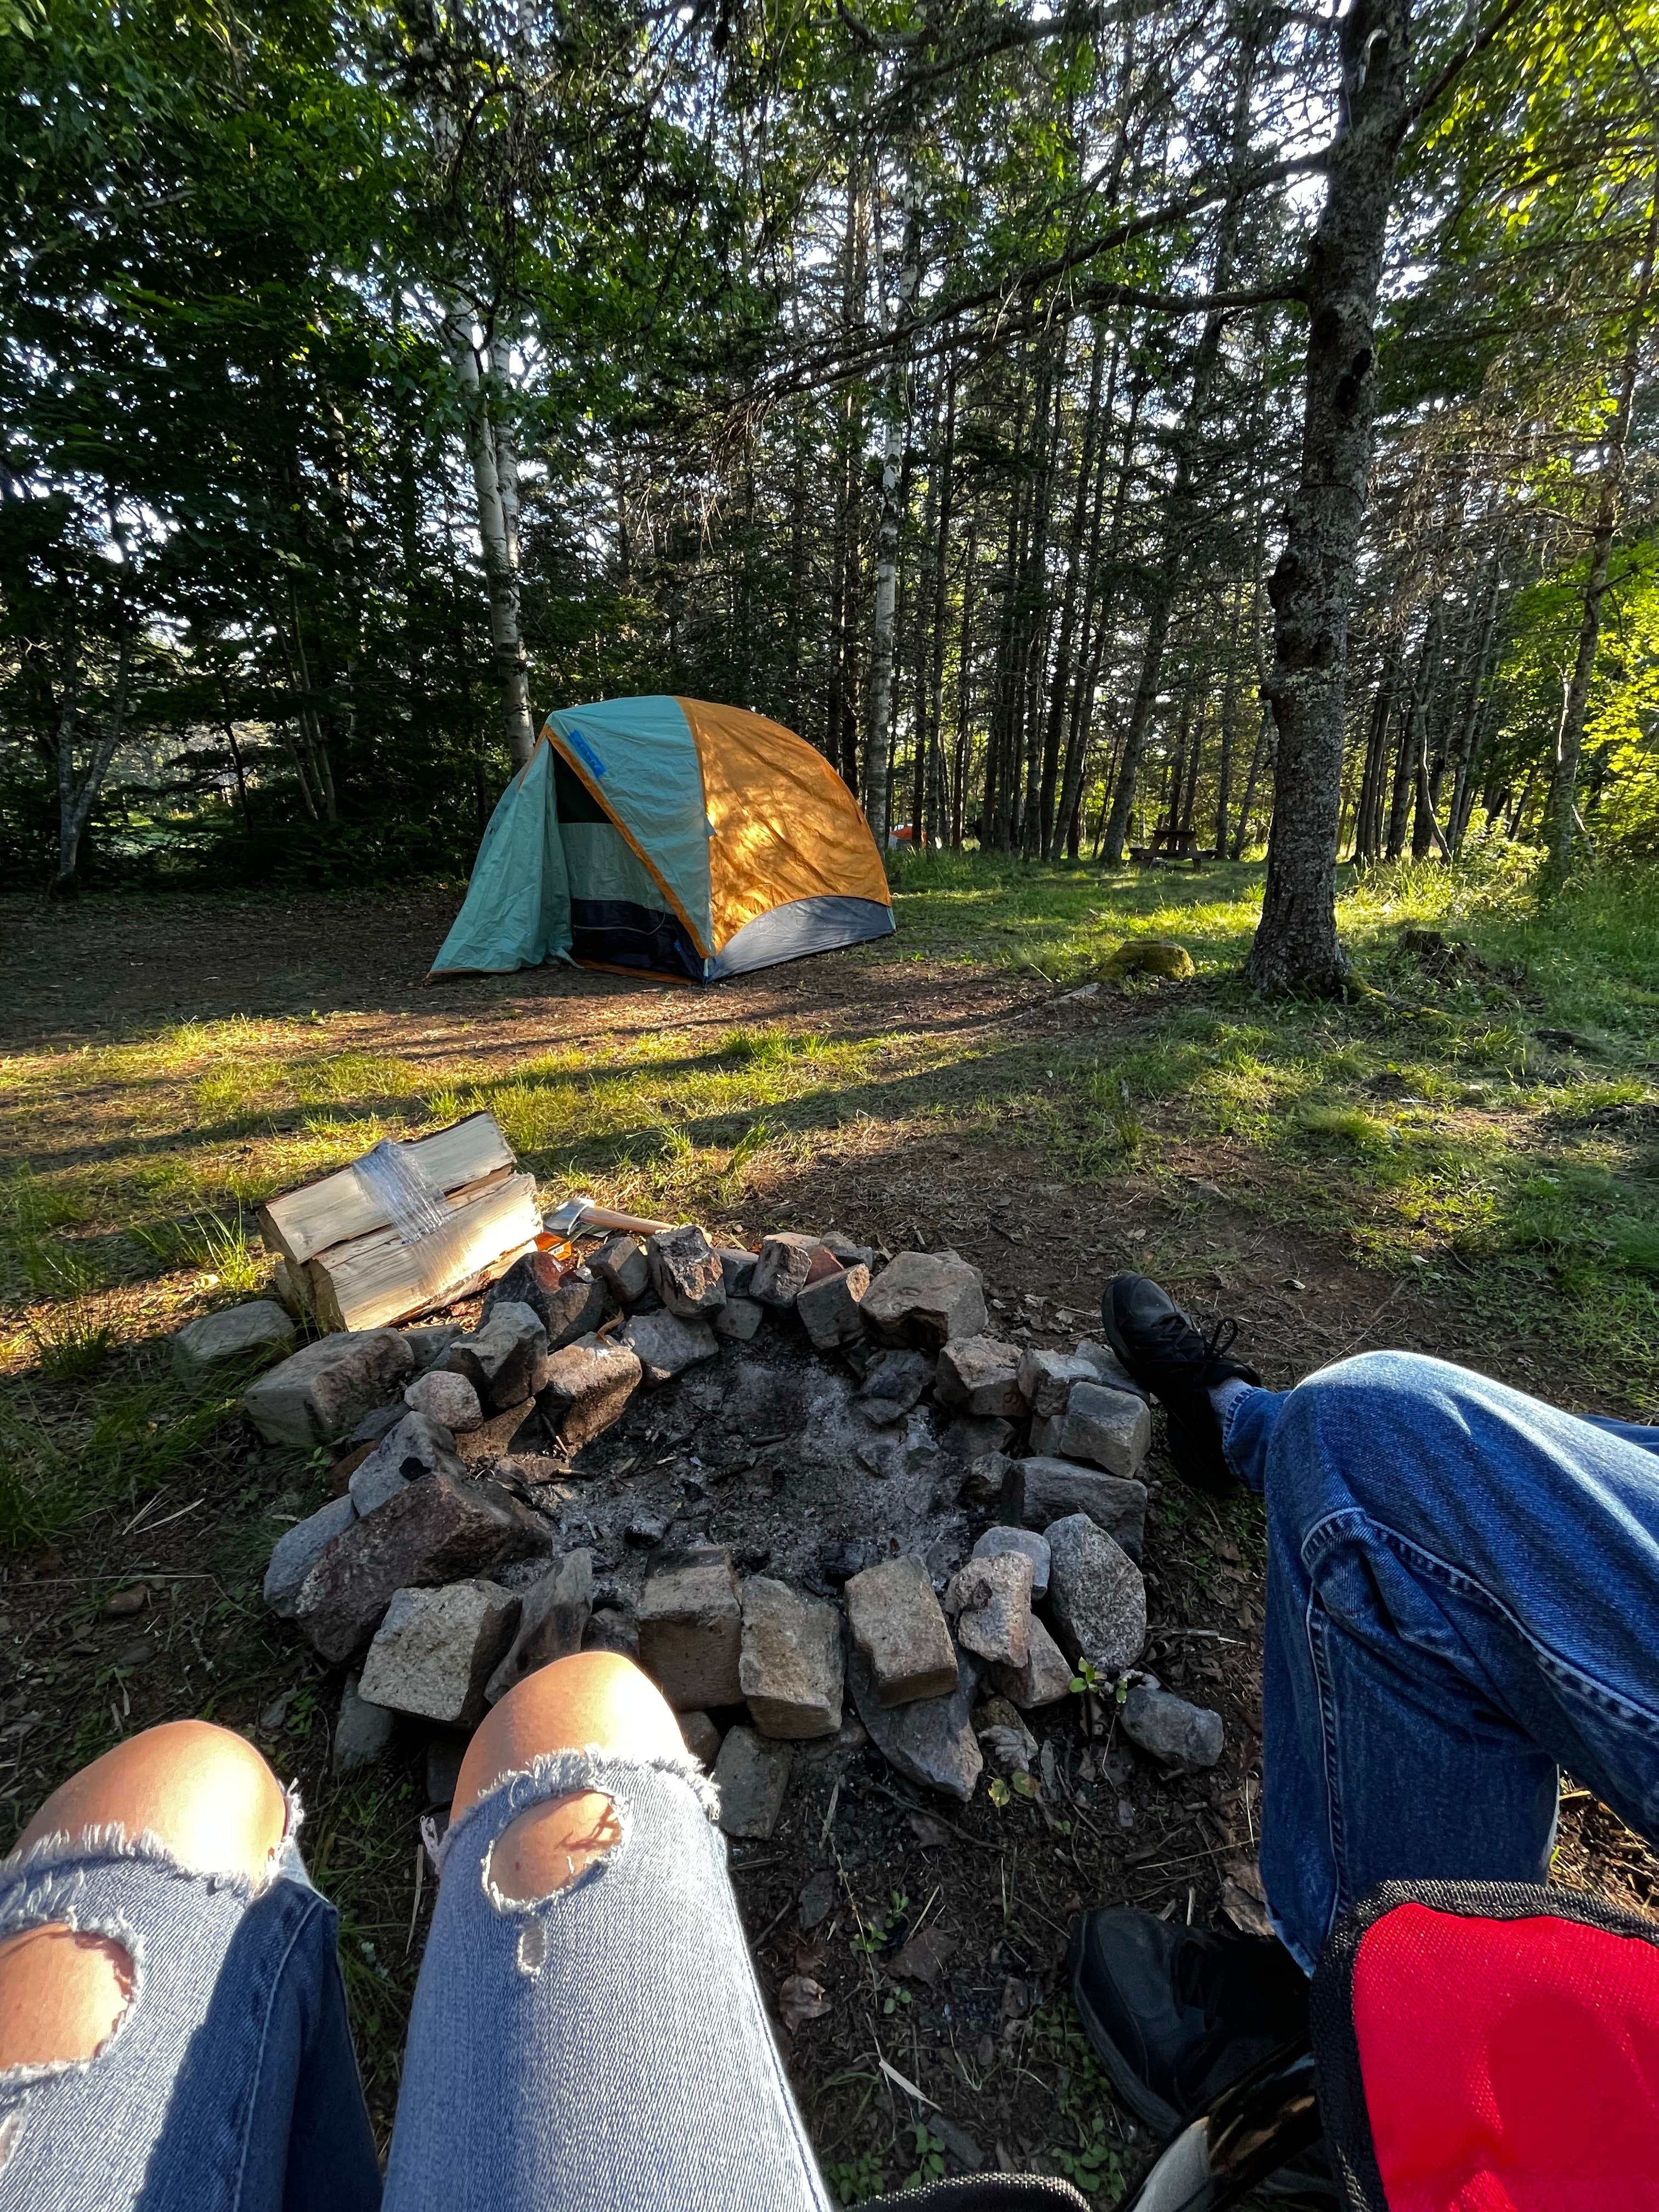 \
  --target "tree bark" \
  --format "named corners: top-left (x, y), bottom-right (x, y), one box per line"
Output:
top-left (1407, 604), bottom-right (1444, 860)
top-left (445, 309), bottom-right (535, 768)
top-left (1245, 0), bottom-right (1413, 992)
top-left (865, 178), bottom-right (922, 846)
top-left (50, 606), bottom-right (133, 898)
